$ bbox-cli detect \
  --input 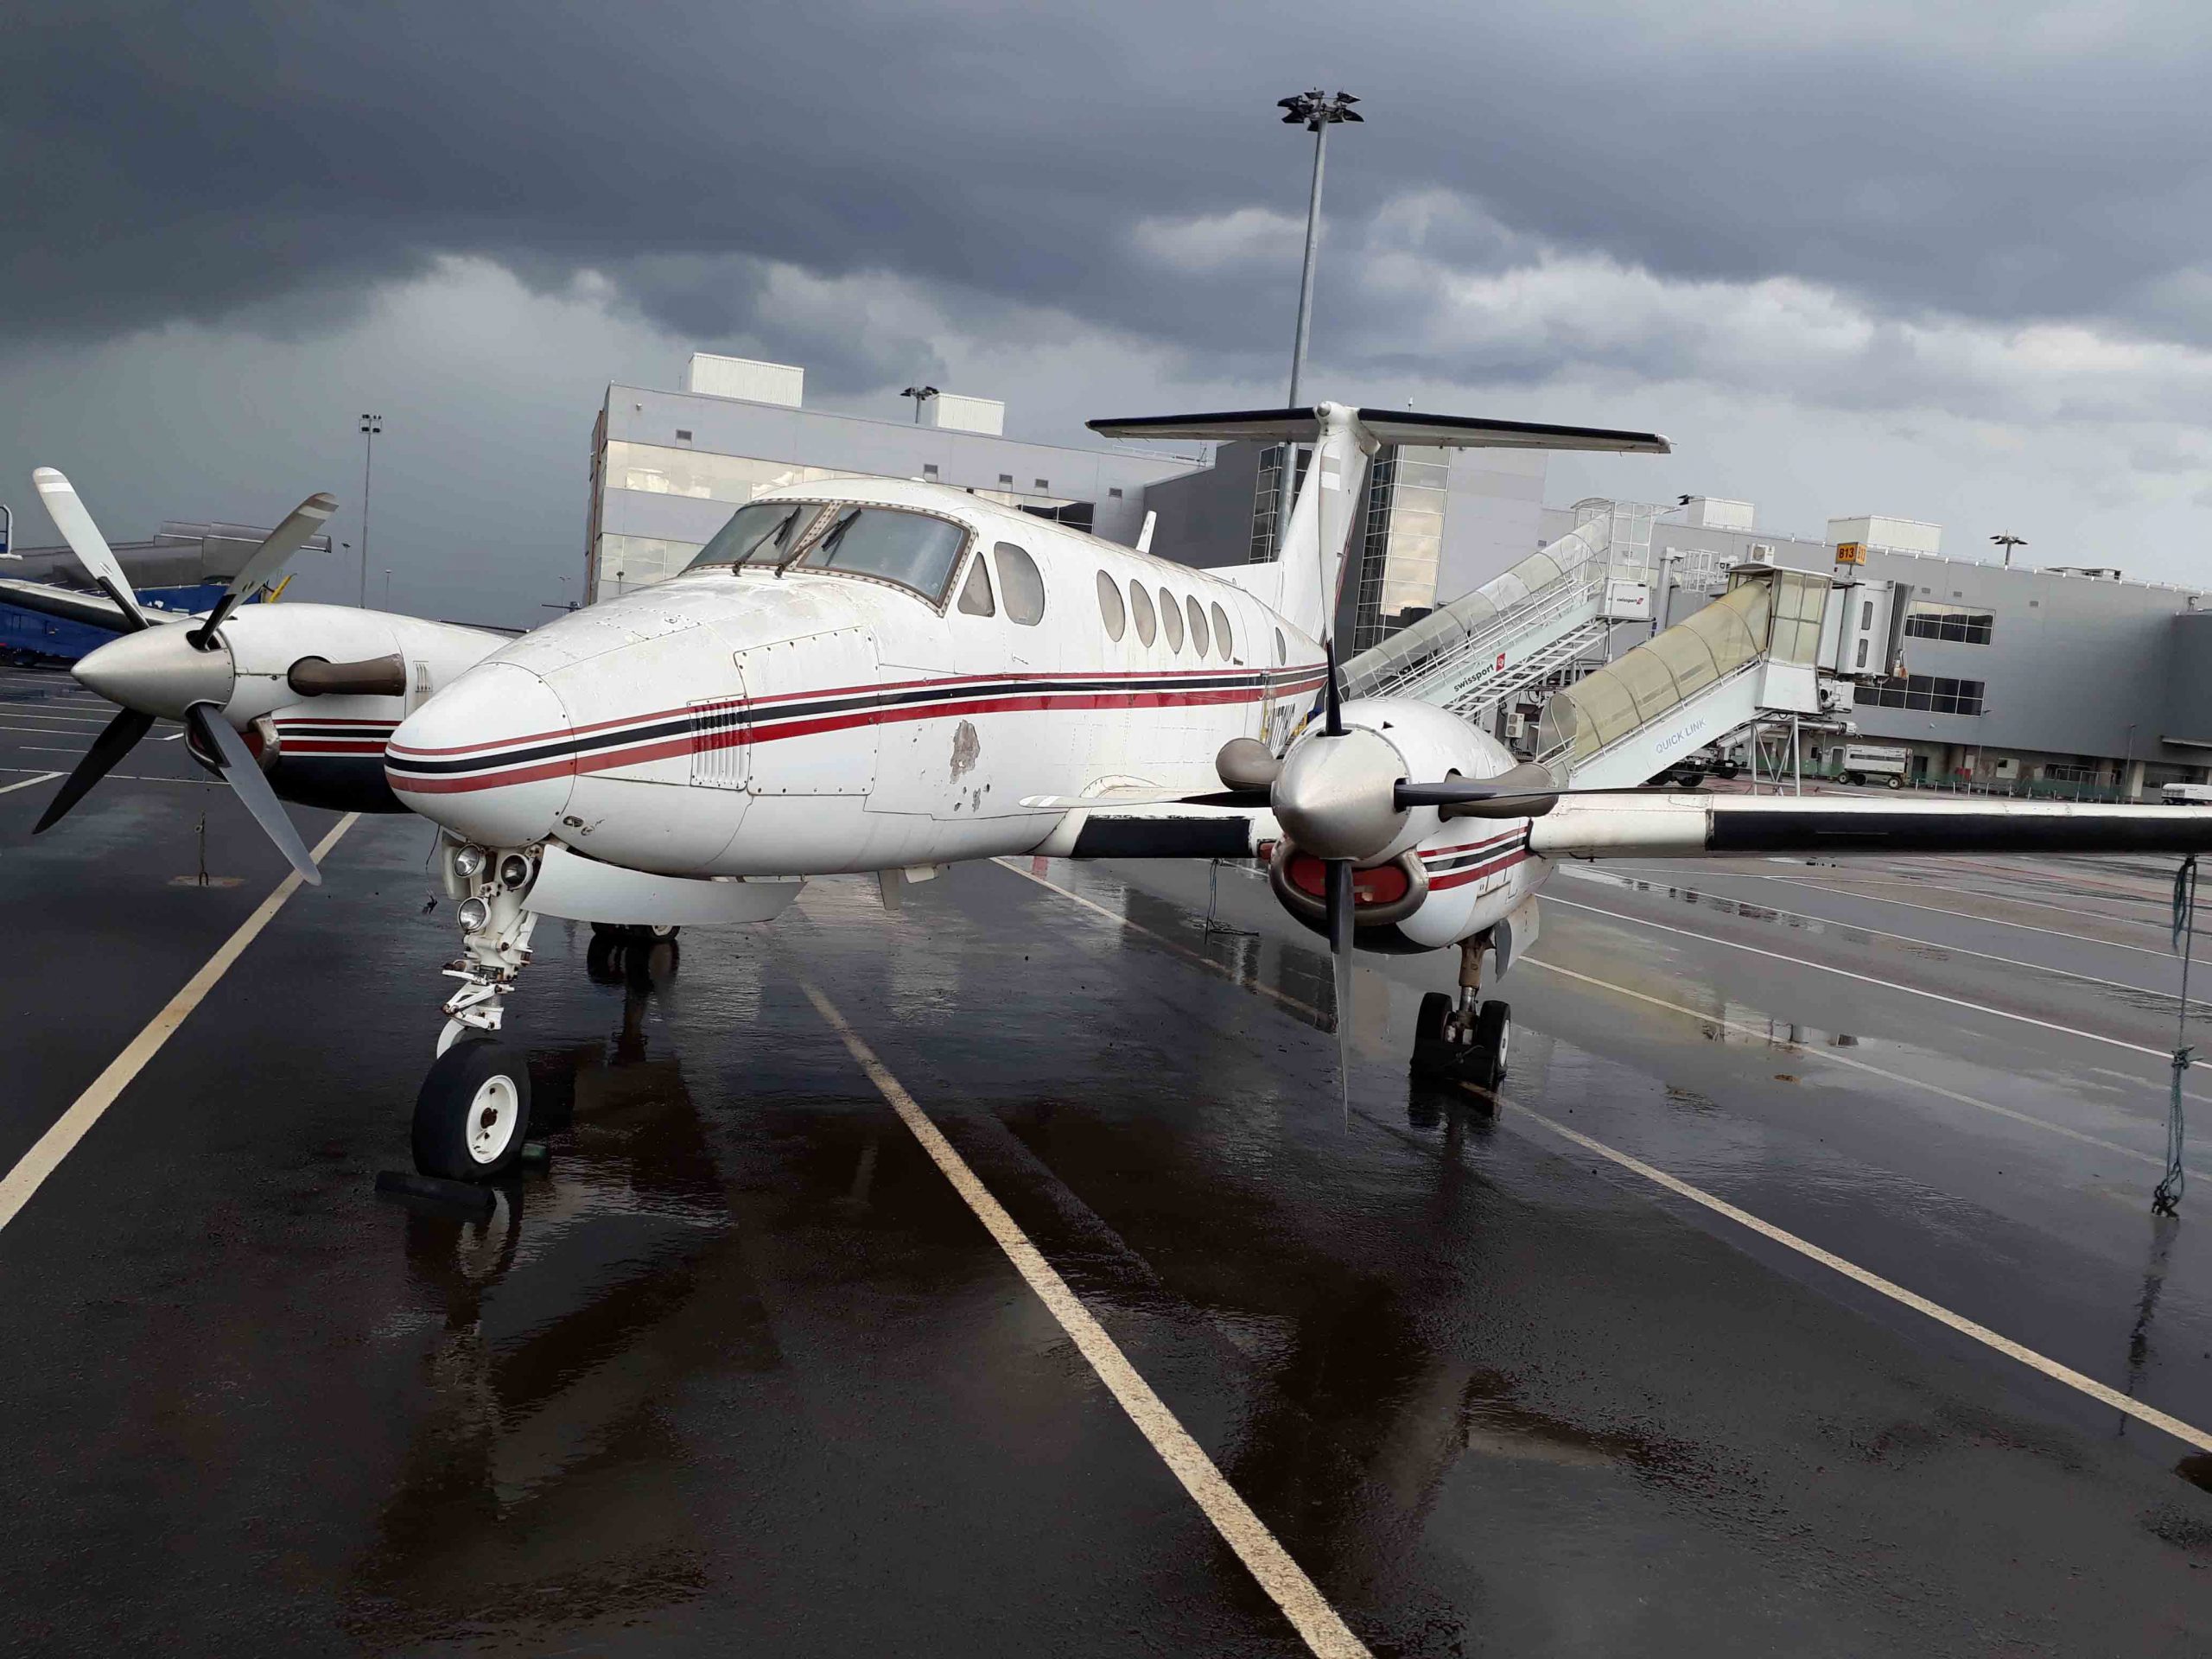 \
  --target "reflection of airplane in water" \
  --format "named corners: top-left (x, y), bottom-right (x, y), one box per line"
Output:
top-left (353, 944), bottom-right (777, 1639)
top-left (28, 402), bottom-right (2212, 1189)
